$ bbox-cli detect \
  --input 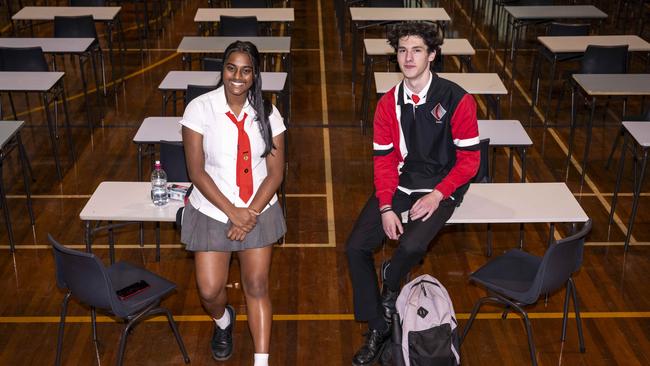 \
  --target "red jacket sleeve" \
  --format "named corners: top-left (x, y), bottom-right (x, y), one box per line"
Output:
top-left (373, 92), bottom-right (400, 207)
top-left (434, 94), bottom-right (480, 198)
